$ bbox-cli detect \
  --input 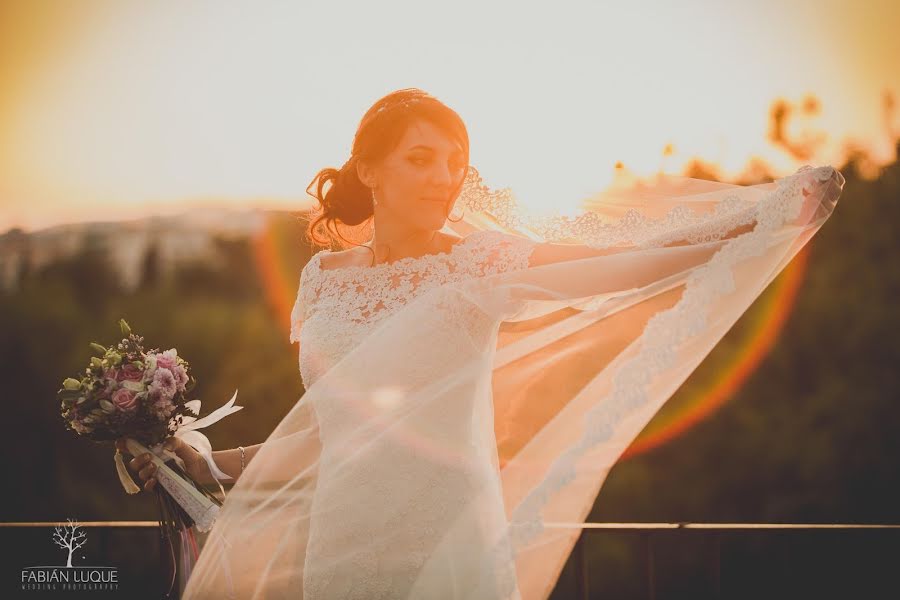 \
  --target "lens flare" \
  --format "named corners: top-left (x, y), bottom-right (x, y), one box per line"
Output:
top-left (620, 243), bottom-right (812, 460)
